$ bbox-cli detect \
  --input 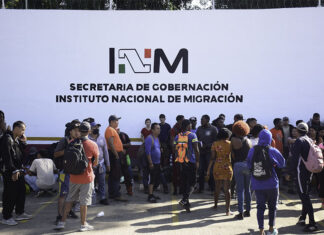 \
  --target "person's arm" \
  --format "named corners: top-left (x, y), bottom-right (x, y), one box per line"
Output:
top-left (103, 138), bottom-right (110, 172)
top-left (54, 138), bottom-right (67, 158)
top-left (27, 161), bottom-right (37, 176)
top-left (2, 136), bottom-right (18, 175)
top-left (287, 138), bottom-right (302, 179)
top-left (93, 144), bottom-right (100, 167)
top-left (145, 136), bottom-right (154, 169)
top-left (270, 148), bottom-right (286, 169)
top-left (108, 136), bottom-right (119, 159)
top-left (246, 148), bottom-right (254, 170)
